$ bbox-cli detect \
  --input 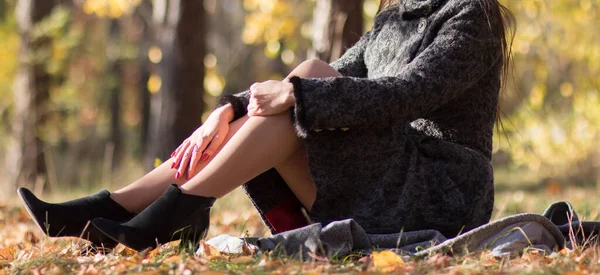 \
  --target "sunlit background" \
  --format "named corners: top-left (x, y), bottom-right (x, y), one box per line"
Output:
top-left (0, 0), bottom-right (599, 226)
